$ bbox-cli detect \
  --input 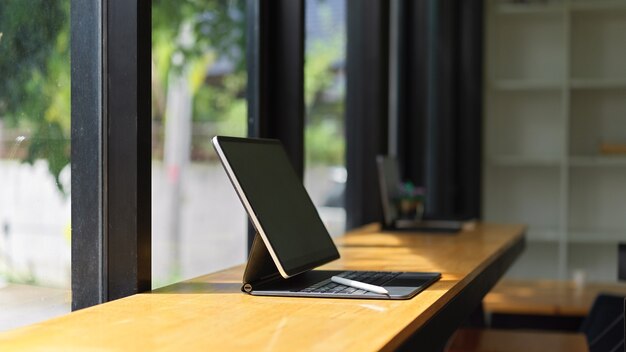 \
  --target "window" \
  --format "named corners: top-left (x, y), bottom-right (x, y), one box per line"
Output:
top-left (304, 0), bottom-right (347, 236)
top-left (152, 0), bottom-right (248, 288)
top-left (0, 0), bottom-right (71, 330)
top-left (0, 0), bottom-right (319, 325)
